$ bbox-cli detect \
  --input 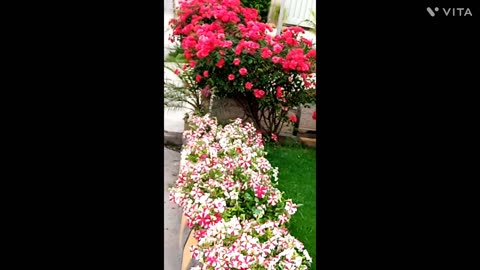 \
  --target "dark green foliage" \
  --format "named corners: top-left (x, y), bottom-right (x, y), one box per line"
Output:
top-left (241, 0), bottom-right (271, 22)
